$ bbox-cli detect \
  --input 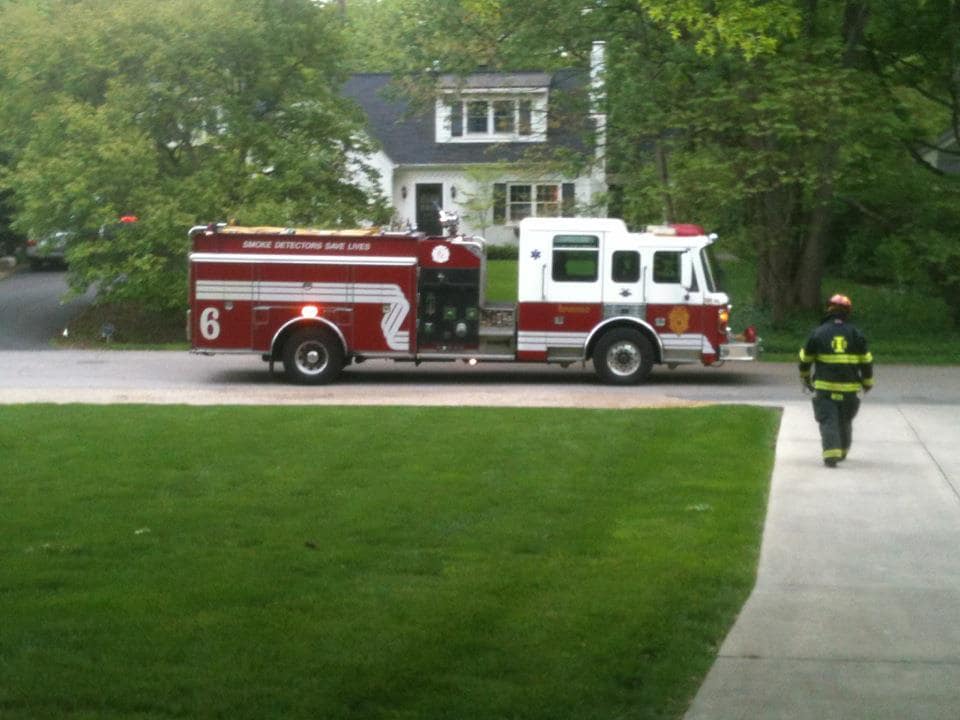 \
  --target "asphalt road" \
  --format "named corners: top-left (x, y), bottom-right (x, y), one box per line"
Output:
top-left (0, 349), bottom-right (957, 407)
top-left (0, 269), bottom-right (94, 349)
